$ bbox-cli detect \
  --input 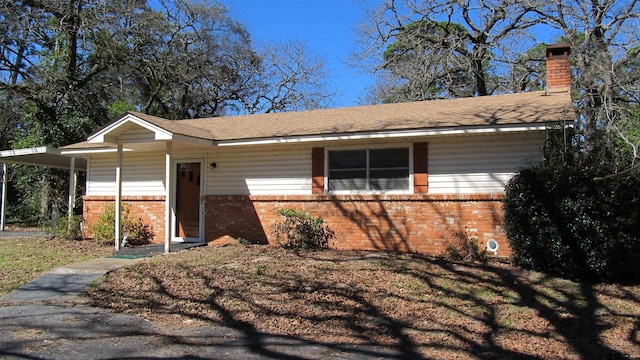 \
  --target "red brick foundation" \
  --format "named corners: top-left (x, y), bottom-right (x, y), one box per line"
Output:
top-left (82, 196), bottom-right (166, 242)
top-left (204, 194), bottom-right (510, 257)
top-left (83, 194), bottom-right (509, 256)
